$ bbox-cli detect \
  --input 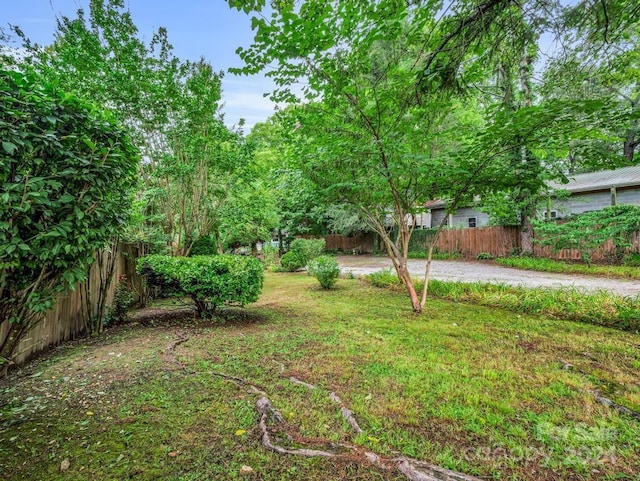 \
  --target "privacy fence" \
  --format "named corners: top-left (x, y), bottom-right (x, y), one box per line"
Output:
top-left (0, 243), bottom-right (144, 369)
top-left (336, 226), bottom-right (640, 260)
